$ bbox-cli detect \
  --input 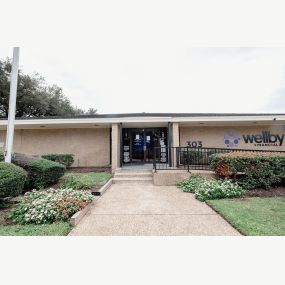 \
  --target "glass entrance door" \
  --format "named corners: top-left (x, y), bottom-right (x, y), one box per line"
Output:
top-left (131, 129), bottom-right (145, 162)
top-left (122, 128), bottom-right (168, 164)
